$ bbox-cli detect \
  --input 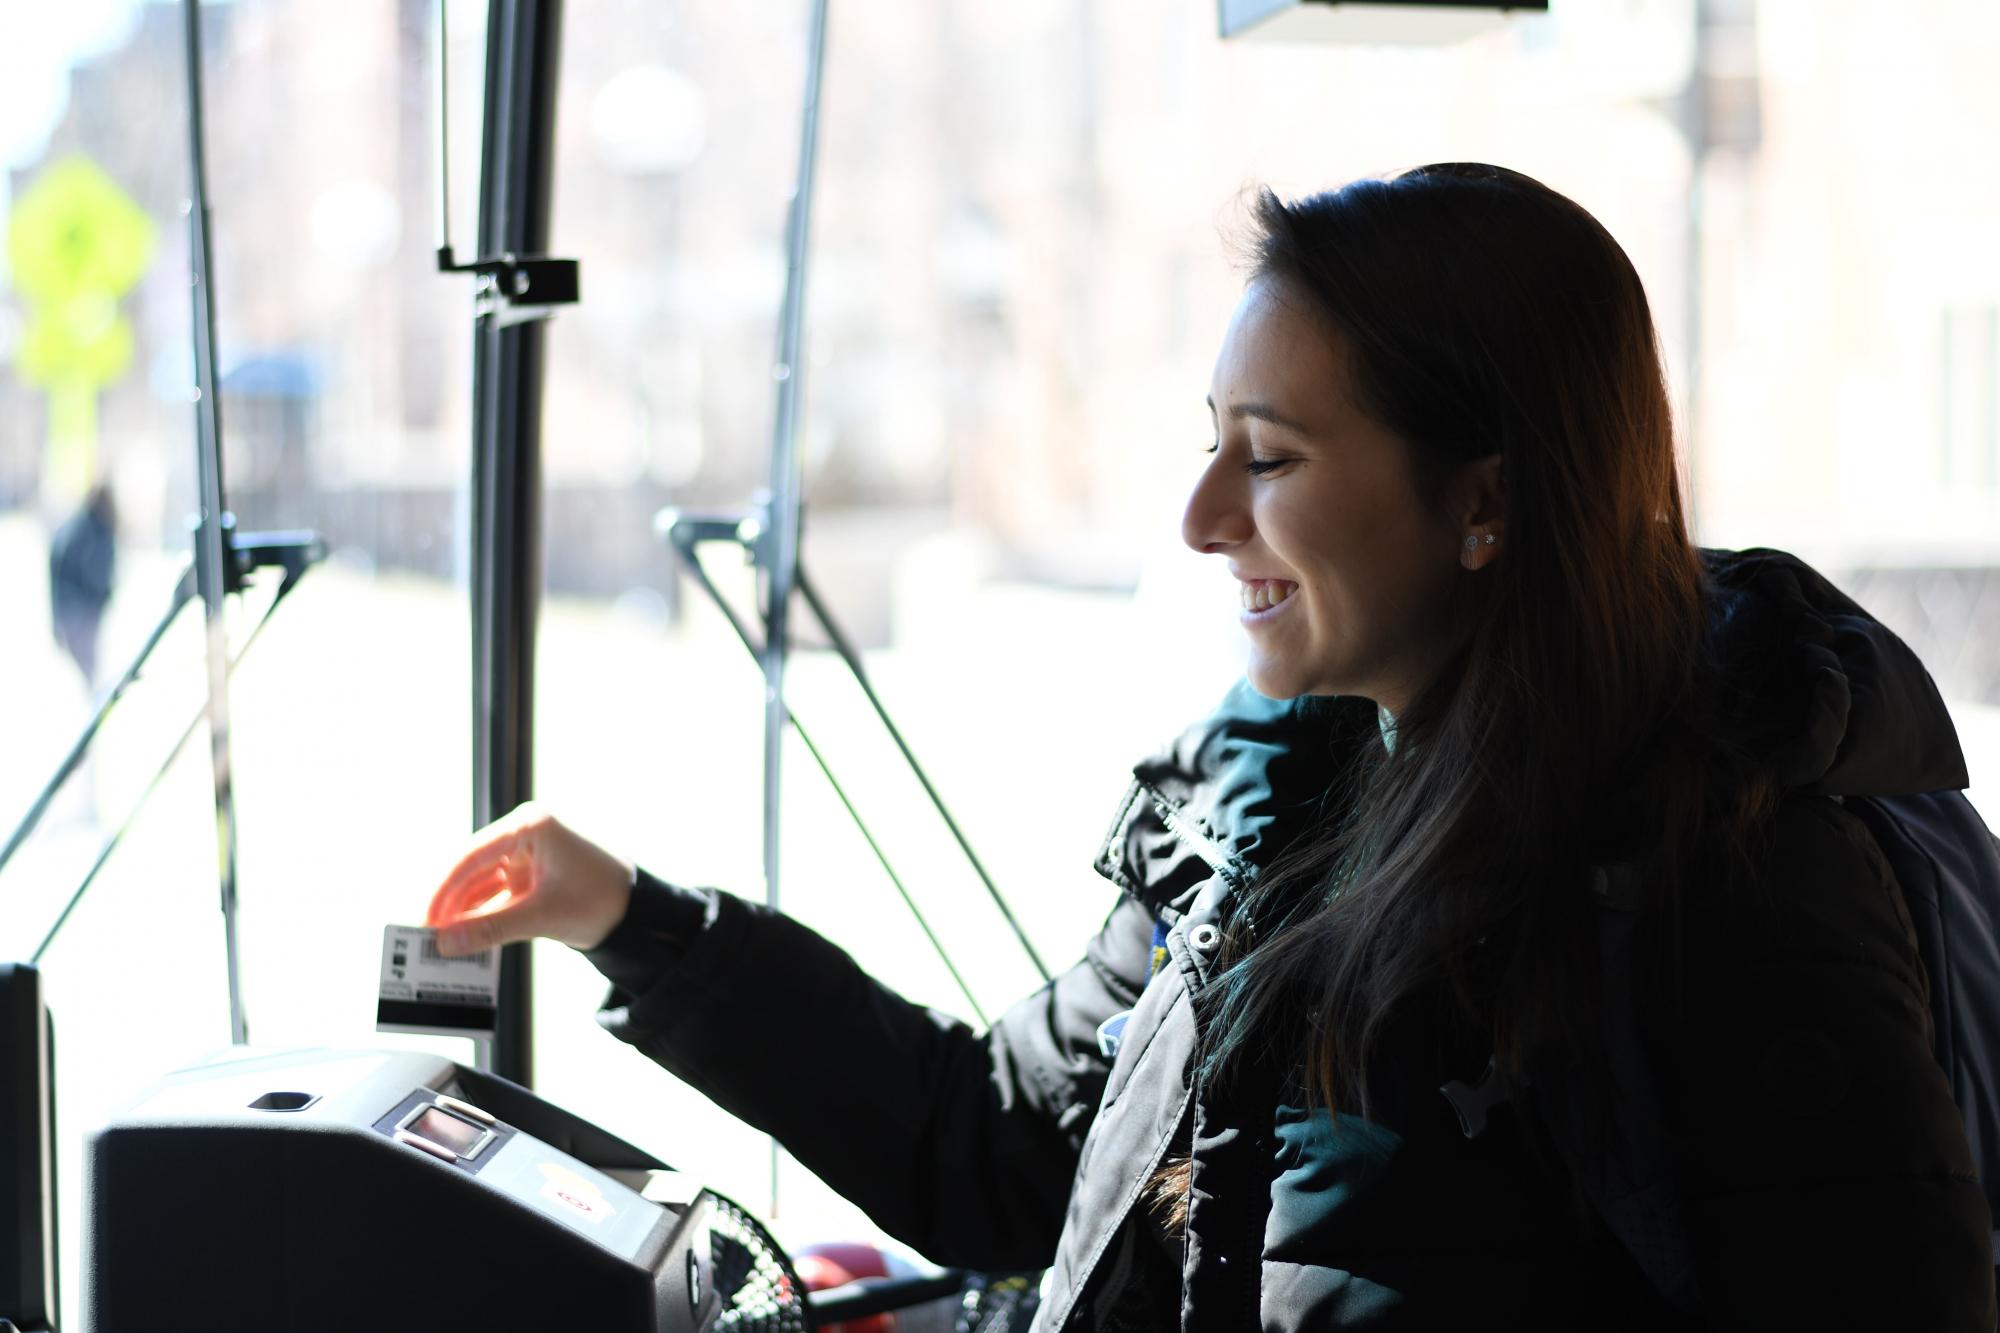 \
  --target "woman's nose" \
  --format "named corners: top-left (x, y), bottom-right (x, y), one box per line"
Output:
top-left (1182, 457), bottom-right (1251, 554)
